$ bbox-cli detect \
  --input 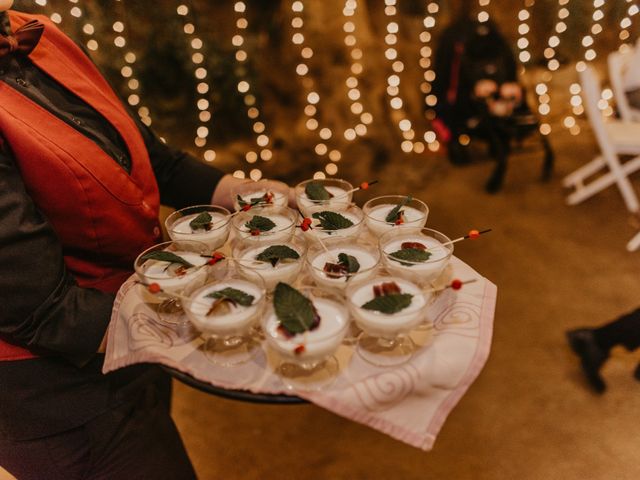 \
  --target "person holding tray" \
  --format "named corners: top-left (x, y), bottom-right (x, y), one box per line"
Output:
top-left (0, 3), bottom-right (250, 478)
